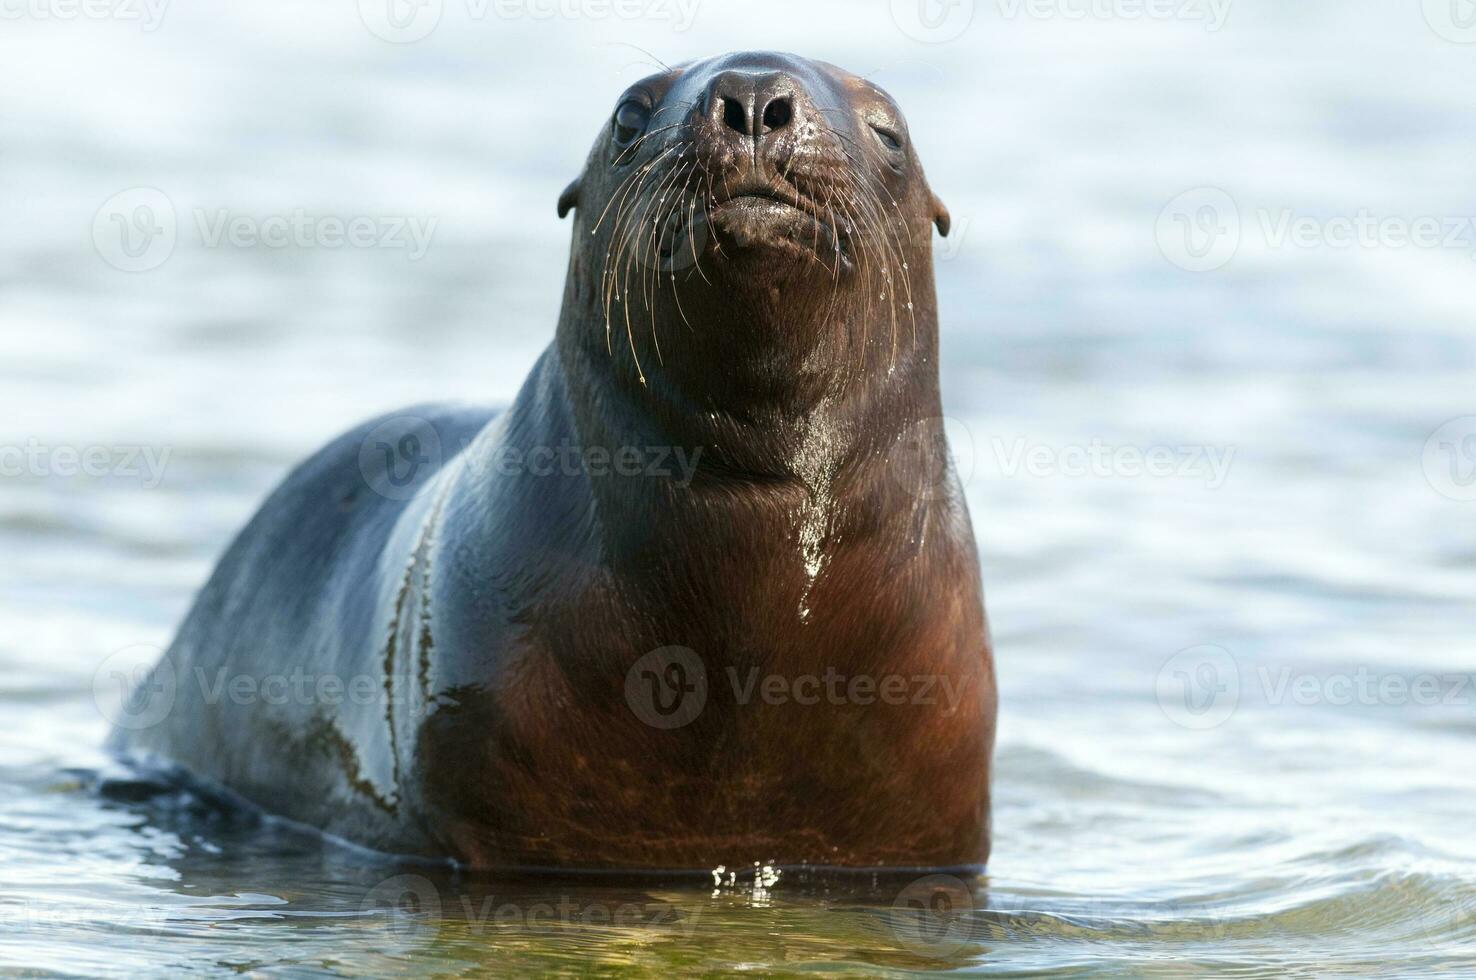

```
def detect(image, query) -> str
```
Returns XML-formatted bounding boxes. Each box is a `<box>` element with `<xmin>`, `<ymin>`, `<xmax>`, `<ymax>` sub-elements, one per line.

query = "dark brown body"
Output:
<box><xmin>111</xmin><ymin>52</ymin><xmax>996</xmax><ymax>872</ymax></box>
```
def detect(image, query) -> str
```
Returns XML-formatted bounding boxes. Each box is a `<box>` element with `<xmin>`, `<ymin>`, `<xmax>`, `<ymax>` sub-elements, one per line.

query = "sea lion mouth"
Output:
<box><xmin>718</xmin><ymin>193</ymin><xmax>807</xmax><ymax>217</ymax></box>
<box><xmin>707</xmin><ymin>180</ymin><xmax>849</xmax><ymax>265</ymax></box>
<box><xmin>709</xmin><ymin>179</ymin><xmax>809</xmax><ymax>214</ymax></box>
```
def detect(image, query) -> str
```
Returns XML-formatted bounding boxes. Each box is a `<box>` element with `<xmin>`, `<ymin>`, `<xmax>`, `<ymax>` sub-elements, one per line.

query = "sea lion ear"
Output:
<box><xmin>931</xmin><ymin>194</ymin><xmax>952</xmax><ymax>238</ymax></box>
<box><xmin>558</xmin><ymin>177</ymin><xmax>583</xmax><ymax>219</ymax></box>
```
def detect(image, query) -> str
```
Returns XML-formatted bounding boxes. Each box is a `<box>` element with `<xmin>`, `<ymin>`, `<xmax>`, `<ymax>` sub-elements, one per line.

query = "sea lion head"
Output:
<box><xmin>556</xmin><ymin>51</ymin><xmax>951</xmax><ymax>411</ymax></box>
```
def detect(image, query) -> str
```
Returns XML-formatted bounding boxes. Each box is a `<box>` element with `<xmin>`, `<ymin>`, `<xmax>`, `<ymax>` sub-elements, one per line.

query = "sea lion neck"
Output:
<box><xmin>553</xmin><ymin>281</ymin><xmax>944</xmax><ymax>484</ymax></box>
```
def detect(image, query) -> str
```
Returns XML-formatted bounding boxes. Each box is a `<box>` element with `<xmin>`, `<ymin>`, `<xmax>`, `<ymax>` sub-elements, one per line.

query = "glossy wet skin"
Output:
<box><xmin>112</xmin><ymin>52</ymin><xmax>995</xmax><ymax>874</ymax></box>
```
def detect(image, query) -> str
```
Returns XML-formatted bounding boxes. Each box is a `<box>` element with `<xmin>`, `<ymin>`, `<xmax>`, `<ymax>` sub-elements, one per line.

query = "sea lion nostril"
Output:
<box><xmin>762</xmin><ymin>97</ymin><xmax>792</xmax><ymax>132</ymax></box>
<box><xmin>721</xmin><ymin>97</ymin><xmax>749</xmax><ymax>135</ymax></box>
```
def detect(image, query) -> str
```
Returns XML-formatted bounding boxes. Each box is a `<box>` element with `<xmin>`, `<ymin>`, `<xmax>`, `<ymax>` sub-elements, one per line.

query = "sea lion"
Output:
<box><xmin>110</xmin><ymin>51</ymin><xmax>997</xmax><ymax>873</ymax></box>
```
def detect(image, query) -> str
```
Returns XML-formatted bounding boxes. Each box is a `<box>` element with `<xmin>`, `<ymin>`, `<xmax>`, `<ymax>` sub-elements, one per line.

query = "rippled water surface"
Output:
<box><xmin>3</xmin><ymin>2</ymin><xmax>1475</xmax><ymax>976</ymax></box>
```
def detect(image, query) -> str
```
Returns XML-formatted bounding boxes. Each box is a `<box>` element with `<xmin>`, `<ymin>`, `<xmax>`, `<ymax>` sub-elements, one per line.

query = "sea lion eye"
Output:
<box><xmin>613</xmin><ymin>100</ymin><xmax>651</xmax><ymax>147</ymax></box>
<box><xmin>871</xmin><ymin>125</ymin><xmax>904</xmax><ymax>152</ymax></box>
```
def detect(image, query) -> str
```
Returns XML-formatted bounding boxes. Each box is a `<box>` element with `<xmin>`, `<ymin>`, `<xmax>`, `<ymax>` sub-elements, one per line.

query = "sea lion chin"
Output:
<box><xmin>110</xmin><ymin>51</ymin><xmax>996</xmax><ymax>875</ymax></box>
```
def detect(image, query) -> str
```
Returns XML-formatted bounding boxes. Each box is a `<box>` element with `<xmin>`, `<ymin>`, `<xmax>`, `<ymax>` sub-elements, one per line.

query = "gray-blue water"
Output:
<box><xmin>2</xmin><ymin>1</ymin><xmax>1475</xmax><ymax>975</ymax></box>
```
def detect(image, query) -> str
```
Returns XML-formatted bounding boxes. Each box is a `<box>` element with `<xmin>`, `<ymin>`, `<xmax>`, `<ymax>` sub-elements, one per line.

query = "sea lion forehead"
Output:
<box><xmin>694</xmin><ymin>50</ymin><xmax>846</xmax><ymax>80</ymax></box>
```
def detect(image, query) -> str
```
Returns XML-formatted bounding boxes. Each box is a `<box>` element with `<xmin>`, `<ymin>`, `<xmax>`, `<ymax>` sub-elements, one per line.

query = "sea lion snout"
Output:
<box><xmin>700</xmin><ymin>69</ymin><xmax>802</xmax><ymax>144</ymax></box>
<box><xmin>652</xmin><ymin>56</ymin><xmax>874</xmax><ymax>264</ymax></box>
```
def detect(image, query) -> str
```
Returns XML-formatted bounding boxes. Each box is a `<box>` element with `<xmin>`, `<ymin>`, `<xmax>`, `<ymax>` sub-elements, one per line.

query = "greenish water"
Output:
<box><xmin>3</xmin><ymin>755</ymin><xmax>1474</xmax><ymax>976</ymax></box>
<box><xmin>4</xmin><ymin>1</ymin><xmax>1476</xmax><ymax>975</ymax></box>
